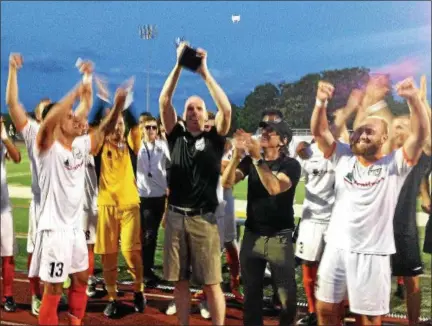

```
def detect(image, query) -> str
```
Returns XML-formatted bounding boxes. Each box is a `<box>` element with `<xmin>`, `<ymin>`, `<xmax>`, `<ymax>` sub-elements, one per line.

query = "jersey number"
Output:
<box><xmin>49</xmin><ymin>262</ymin><xmax>64</xmax><ymax>278</ymax></box>
<box><xmin>85</xmin><ymin>230</ymin><xmax>91</xmax><ymax>241</ymax></box>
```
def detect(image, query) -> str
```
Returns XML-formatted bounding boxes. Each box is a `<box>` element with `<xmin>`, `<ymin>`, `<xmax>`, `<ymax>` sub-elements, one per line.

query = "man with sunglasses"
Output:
<box><xmin>222</xmin><ymin>120</ymin><xmax>301</xmax><ymax>326</ymax></box>
<box><xmin>137</xmin><ymin>115</ymin><xmax>170</xmax><ymax>286</ymax></box>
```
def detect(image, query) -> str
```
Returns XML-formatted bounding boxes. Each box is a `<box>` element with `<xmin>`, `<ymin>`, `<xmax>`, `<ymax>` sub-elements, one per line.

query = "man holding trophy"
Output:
<box><xmin>159</xmin><ymin>38</ymin><xmax>232</xmax><ymax>326</ymax></box>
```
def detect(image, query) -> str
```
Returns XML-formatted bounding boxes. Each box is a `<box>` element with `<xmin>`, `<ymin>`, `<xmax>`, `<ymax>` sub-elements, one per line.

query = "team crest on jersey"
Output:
<box><xmin>368</xmin><ymin>166</ymin><xmax>382</xmax><ymax>177</ymax></box>
<box><xmin>195</xmin><ymin>138</ymin><xmax>205</xmax><ymax>151</ymax></box>
<box><xmin>344</xmin><ymin>172</ymin><xmax>354</xmax><ymax>184</ymax></box>
<box><xmin>72</xmin><ymin>148</ymin><xmax>83</xmax><ymax>160</ymax></box>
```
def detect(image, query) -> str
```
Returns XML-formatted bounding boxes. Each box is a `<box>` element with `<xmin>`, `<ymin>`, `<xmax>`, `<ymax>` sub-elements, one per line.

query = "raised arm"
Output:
<box><xmin>353</xmin><ymin>75</ymin><xmax>394</xmax><ymax>154</ymax></box>
<box><xmin>90</xmin><ymin>88</ymin><xmax>127</xmax><ymax>155</ymax></box>
<box><xmin>396</xmin><ymin>78</ymin><xmax>429</xmax><ymax>163</ymax></box>
<box><xmin>419</xmin><ymin>75</ymin><xmax>431</xmax><ymax>156</ymax></box>
<box><xmin>6</xmin><ymin>53</ymin><xmax>29</xmax><ymax>130</ymax></box>
<box><xmin>196</xmin><ymin>49</ymin><xmax>231</xmax><ymax>136</ymax></box>
<box><xmin>159</xmin><ymin>44</ymin><xmax>188</xmax><ymax>135</ymax></box>
<box><xmin>221</xmin><ymin>132</ymin><xmax>247</xmax><ymax>188</ymax></box>
<box><xmin>331</xmin><ymin>89</ymin><xmax>364</xmax><ymax>139</ymax></box>
<box><xmin>310</xmin><ymin>81</ymin><xmax>336</xmax><ymax>155</ymax></box>
<box><xmin>36</xmin><ymin>83</ymin><xmax>81</xmax><ymax>154</ymax></box>
<box><xmin>1</xmin><ymin>119</ymin><xmax>21</xmax><ymax>163</ymax></box>
<box><xmin>221</xmin><ymin>149</ymin><xmax>245</xmax><ymax>188</ymax></box>
<box><xmin>74</xmin><ymin>61</ymin><xmax>94</xmax><ymax>121</ymax></box>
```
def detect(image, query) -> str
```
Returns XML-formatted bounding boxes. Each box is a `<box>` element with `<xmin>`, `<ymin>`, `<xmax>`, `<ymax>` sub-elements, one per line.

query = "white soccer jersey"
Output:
<box><xmin>20</xmin><ymin>120</ymin><xmax>41</xmax><ymax>199</ymax></box>
<box><xmin>84</xmin><ymin>155</ymin><xmax>98</xmax><ymax>213</ymax></box>
<box><xmin>0</xmin><ymin>143</ymin><xmax>11</xmax><ymax>214</ymax></box>
<box><xmin>300</xmin><ymin>143</ymin><xmax>335</xmax><ymax>222</ymax></box>
<box><xmin>325</xmin><ymin>142</ymin><xmax>413</xmax><ymax>255</ymax></box>
<box><xmin>137</xmin><ymin>139</ymin><xmax>171</xmax><ymax>198</ymax></box>
<box><xmin>36</xmin><ymin>135</ymin><xmax>92</xmax><ymax>231</ymax></box>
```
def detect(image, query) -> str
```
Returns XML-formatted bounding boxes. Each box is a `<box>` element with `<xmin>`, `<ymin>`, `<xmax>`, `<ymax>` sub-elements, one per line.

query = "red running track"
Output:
<box><xmin>0</xmin><ymin>273</ymin><xmax>411</xmax><ymax>325</ymax></box>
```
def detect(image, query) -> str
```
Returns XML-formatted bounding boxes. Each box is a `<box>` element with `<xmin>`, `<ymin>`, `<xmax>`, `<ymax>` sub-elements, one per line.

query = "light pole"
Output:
<box><xmin>139</xmin><ymin>24</ymin><xmax>158</xmax><ymax>112</ymax></box>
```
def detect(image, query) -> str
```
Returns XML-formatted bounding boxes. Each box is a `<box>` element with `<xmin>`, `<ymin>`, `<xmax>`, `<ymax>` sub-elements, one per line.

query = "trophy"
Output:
<box><xmin>174</xmin><ymin>37</ymin><xmax>202</xmax><ymax>72</ymax></box>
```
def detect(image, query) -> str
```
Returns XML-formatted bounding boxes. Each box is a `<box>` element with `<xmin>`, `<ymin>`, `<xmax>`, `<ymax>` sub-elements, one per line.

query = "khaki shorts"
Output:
<box><xmin>163</xmin><ymin>209</ymin><xmax>222</xmax><ymax>286</ymax></box>
<box><xmin>94</xmin><ymin>205</ymin><xmax>141</xmax><ymax>254</ymax></box>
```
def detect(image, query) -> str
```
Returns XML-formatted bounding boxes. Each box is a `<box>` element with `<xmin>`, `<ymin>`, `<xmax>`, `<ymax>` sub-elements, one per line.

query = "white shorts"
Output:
<box><xmin>316</xmin><ymin>246</ymin><xmax>391</xmax><ymax>316</ymax></box>
<box><xmin>295</xmin><ymin>220</ymin><xmax>328</xmax><ymax>262</ymax></box>
<box><xmin>82</xmin><ymin>210</ymin><xmax>98</xmax><ymax>245</ymax></box>
<box><xmin>223</xmin><ymin>189</ymin><xmax>236</xmax><ymax>243</ymax></box>
<box><xmin>27</xmin><ymin>198</ymin><xmax>41</xmax><ymax>253</ymax></box>
<box><xmin>1</xmin><ymin>210</ymin><xmax>18</xmax><ymax>257</ymax></box>
<box><xmin>29</xmin><ymin>229</ymin><xmax>88</xmax><ymax>283</ymax></box>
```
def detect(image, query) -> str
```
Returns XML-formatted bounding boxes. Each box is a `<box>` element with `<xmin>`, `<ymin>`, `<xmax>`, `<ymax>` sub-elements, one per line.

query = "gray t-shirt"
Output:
<box><xmin>393</xmin><ymin>152</ymin><xmax>431</xmax><ymax>235</ymax></box>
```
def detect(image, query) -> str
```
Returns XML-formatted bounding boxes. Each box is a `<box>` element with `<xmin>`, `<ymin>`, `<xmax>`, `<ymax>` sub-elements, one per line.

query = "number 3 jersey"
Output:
<box><xmin>36</xmin><ymin>135</ymin><xmax>92</xmax><ymax>231</ymax></box>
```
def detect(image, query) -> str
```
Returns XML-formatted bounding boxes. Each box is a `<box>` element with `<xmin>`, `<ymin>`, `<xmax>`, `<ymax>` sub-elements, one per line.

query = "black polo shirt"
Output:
<box><xmin>167</xmin><ymin>122</ymin><xmax>225</xmax><ymax>210</ymax></box>
<box><xmin>238</xmin><ymin>155</ymin><xmax>301</xmax><ymax>236</ymax></box>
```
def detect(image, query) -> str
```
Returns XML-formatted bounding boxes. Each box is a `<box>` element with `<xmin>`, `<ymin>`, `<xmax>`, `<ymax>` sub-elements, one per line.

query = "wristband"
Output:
<box><xmin>315</xmin><ymin>98</ymin><xmax>328</xmax><ymax>108</ymax></box>
<box><xmin>366</xmin><ymin>100</ymin><xmax>387</xmax><ymax>114</ymax></box>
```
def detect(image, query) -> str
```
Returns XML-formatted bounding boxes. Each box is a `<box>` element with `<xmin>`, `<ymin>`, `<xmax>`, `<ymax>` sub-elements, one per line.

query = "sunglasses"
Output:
<box><xmin>145</xmin><ymin>125</ymin><xmax>157</xmax><ymax>130</ymax></box>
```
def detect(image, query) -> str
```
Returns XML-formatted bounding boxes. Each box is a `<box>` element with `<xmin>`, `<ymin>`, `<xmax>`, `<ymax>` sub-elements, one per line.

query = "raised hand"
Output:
<box><xmin>114</xmin><ymin>87</ymin><xmax>128</xmax><ymax>106</ymax></box>
<box><xmin>316</xmin><ymin>81</ymin><xmax>334</xmax><ymax>102</ymax></box>
<box><xmin>77</xmin><ymin>60</ymin><xmax>94</xmax><ymax>75</ymax></box>
<box><xmin>346</xmin><ymin>89</ymin><xmax>365</xmax><ymax>110</ymax></box>
<box><xmin>232</xmin><ymin>129</ymin><xmax>250</xmax><ymax>159</ymax></box>
<box><xmin>95</xmin><ymin>76</ymin><xmax>110</xmax><ymax>100</ymax></box>
<box><xmin>120</xmin><ymin>76</ymin><xmax>135</xmax><ymax>92</ymax></box>
<box><xmin>176</xmin><ymin>41</ymin><xmax>189</xmax><ymax>65</ymax></box>
<box><xmin>365</xmin><ymin>74</ymin><xmax>390</xmax><ymax>104</ymax></box>
<box><xmin>419</xmin><ymin>75</ymin><xmax>428</xmax><ymax>104</ymax></box>
<box><xmin>9</xmin><ymin>53</ymin><xmax>23</xmax><ymax>70</ymax></box>
<box><xmin>395</xmin><ymin>77</ymin><xmax>419</xmax><ymax>100</ymax></box>
<box><xmin>196</xmin><ymin>48</ymin><xmax>209</xmax><ymax>77</ymax></box>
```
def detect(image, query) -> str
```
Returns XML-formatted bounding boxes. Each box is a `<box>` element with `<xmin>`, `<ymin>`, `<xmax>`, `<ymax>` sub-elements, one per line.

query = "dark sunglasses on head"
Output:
<box><xmin>145</xmin><ymin>125</ymin><xmax>157</xmax><ymax>130</ymax></box>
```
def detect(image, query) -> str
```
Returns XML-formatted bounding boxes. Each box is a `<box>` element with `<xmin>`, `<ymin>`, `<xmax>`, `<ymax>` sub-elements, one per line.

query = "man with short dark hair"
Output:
<box><xmin>29</xmin><ymin>79</ymin><xmax>125</xmax><ymax>325</ymax></box>
<box><xmin>222</xmin><ymin>120</ymin><xmax>301</xmax><ymax>326</ymax></box>
<box><xmin>159</xmin><ymin>41</ymin><xmax>231</xmax><ymax>325</ymax></box>
<box><xmin>6</xmin><ymin>53</ymin><xmax>92</xmax><ymax>315</ymax></box>
<box><xmin>137</xmin><ymin>115</ymin><xmax>170</xmax><ymax>285</ymax></box>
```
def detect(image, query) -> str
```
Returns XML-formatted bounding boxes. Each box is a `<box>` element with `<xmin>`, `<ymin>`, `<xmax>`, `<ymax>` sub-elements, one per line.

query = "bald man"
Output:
<box><xmin>159</xmin><ymin>42</ymin><xmax>231</xmax><ymax>326</ymax></box>
<box><xmin>311</xmin><ymin>78</ymin><xmax>429</xmax><ymax>326</ymax></box>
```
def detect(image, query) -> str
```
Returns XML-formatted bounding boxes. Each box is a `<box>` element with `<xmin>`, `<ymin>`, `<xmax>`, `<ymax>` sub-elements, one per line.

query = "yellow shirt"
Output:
<box><xmin>97</xmin><ymin>137</ymin><xmax>140</xmax><ymax>207</ymax></box>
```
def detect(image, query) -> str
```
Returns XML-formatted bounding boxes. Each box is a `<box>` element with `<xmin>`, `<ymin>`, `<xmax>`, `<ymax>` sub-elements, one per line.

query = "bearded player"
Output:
<box><xmin>311</xmin><ymin>77</ymin><xmax>429</xmax><ymax>326</ymax></box>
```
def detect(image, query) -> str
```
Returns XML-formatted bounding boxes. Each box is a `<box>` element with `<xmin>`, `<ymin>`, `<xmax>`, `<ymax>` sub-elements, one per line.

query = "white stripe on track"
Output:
<box><xmin>0</xmin><ymin>321</ymin><xmax>30</xmax><ymax>326</ymax></box>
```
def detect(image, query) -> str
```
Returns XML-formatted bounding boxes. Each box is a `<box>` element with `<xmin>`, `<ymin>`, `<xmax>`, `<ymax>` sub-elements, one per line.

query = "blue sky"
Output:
<box><xmin>1</xmin><ymin>1</ymin><xmax>431</xmax><ymax>117</ymax></box>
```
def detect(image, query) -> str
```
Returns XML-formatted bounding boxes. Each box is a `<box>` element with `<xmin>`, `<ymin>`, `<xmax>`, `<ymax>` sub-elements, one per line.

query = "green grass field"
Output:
<box><xmin>4</xmin><ymin>143</ymin><xmax>431</xmax><ymax>317</ymax></box>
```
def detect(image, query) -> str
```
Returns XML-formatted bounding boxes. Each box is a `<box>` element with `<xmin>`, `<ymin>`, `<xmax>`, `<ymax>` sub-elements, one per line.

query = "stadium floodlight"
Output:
<box><xmin>138</xmin><ymin>24</ymin><xmax>158</xmax><ymax>112</ymax></box>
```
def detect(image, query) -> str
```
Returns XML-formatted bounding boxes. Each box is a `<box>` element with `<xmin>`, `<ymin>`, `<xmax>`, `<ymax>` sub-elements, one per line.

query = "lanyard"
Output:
<box><xmin>143</xmin><ymin>141</ymin><xmax>156</xmax><ymax>177</ymax></box>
